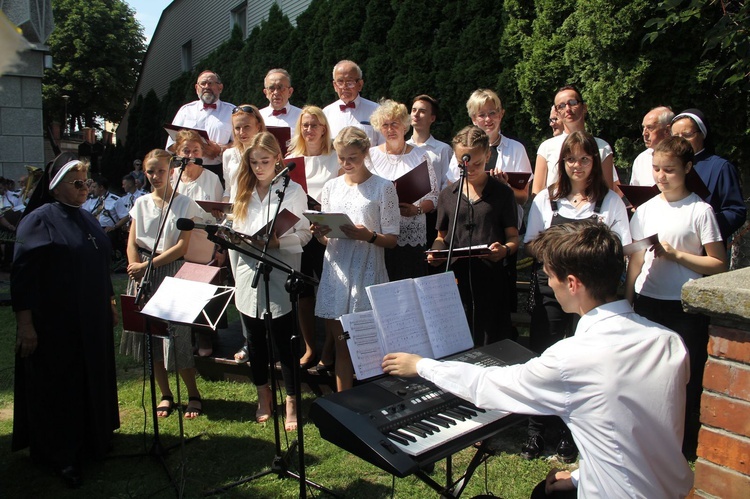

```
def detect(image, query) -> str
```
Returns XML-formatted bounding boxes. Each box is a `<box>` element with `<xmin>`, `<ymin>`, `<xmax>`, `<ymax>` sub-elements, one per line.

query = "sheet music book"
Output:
<box><xmin>196</xmin><ymin>200</ymin><xmax>233</xmax><ymax>213</ymax></box>
<box><xmin>267</xmin><ymin>126</ymin><xmax>291</xmax><ymax>157</ymax></box>
<box><xmin>623</xmin><ymin>233</ymin><xmax>659</xmax><ymax>256</ymax></box>
<box><xmin>393</xmin><ymin>160</ymin><xmax>431</xmax><ymax>204</ymax></box>
<box><xmin>140</xmin><ymin>276</ymin><xmax>235</xmax><ymax>330</ymax></box>
<box><xmin>685</xmin><ymin>167</ymin><xmax>711</xmax><ymax>200</ymax></box>
<box><xmin>505</xmin><ymin>172</ymin><xmax>532</xmax><ymax>190</ymax></box>
<box><xmin>251</xmin><ymin>208</ymin><xmax>300</xmax><ymax>239</ymax></box>
<box><xmin>342</xmin><ymin>272</ymin><xmax>474</xmax><ymax>380</ymax></box>
<box><xmin>618</xmin><ymin>184</ymin><xmax>660</xmax><ymax>209</ymax></box>
<box><xmin>425</xmin><ymin>244</ymin><xmax>492</xmax><ymax>260</ymax></box>
<box><xmin>164</xmin><ymin>123</ymin><xmax>210</xmax><ymax>142</ymax></box>
<box><xmin>303</xmin><ymin>211</ymin><xmax>355</xmax><ymax>238</ymax></box>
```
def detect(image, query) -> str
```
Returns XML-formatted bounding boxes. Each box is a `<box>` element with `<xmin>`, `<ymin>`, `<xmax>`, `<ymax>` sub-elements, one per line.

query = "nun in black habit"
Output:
<box><xmin>11</xmin><ymin>153</ymin><xmax>120</xmax><ymax>488</ymax></box>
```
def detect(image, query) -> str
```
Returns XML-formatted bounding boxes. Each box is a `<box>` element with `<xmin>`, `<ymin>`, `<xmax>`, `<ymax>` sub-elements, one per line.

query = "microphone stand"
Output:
<box><xmin>114</xmin><ymin>157</ymin><xmax>200</xmax><ymax>496</ymax></box>
<box><xmin>205</xmin><ymin>175</ymin><xmax>335</xmax><ymax>498</ymax></box>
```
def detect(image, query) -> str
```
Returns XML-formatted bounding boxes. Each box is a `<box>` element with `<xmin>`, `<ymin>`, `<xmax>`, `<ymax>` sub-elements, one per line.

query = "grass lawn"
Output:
<box><xmin>0</xmin><ymin>272</ymin><xmax>571</xmax><ymax>498</ymax></box>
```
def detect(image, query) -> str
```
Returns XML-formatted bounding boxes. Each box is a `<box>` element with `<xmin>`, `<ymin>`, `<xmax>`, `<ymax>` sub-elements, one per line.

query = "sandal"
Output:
<box><xmin>234</xmin><ymin>345</ymin><xmax>250</xmax><ymax>364</ymax></box>
<box><xmin>157</xmin><ymin>395</ymin><xmax>175</xmax><ymax>418</ymax></box>
<box><xmin>185</xmin><ymin>396</ymin><xmax>202</xmax><ymax>419</ymax></box>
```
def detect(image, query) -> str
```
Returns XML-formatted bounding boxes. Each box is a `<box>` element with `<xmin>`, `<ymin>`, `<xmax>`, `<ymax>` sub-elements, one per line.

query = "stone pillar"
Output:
<box><xmin>682</xmin><ymin>268</ymin><xmax>750</xmax><ymax>498</ymax></box>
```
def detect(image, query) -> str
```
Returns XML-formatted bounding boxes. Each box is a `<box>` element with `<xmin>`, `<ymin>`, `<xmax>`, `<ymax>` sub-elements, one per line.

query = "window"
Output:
<box><xmin>181</xmin><ymin>40</ymin><xmax>192</xmax><ymax>73</ymax></box>
<box><xmin>231</xmin><ymin>2</ymin><xmax>247</xmax><ymax>38</ymax></box>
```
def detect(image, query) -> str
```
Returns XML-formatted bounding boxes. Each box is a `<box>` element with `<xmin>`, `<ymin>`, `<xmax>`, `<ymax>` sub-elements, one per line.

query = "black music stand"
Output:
<box><xmin>202</xmin><ymin>198</ymin><xmax>336</xmax><ymax>498</ymax></box>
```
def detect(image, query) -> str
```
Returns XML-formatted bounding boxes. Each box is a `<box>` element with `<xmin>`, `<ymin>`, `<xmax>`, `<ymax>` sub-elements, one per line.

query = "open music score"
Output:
<box><xmin>341</xmin><ymin>272</ymin><xmax>474</xmax><ymax>380</ymax></box>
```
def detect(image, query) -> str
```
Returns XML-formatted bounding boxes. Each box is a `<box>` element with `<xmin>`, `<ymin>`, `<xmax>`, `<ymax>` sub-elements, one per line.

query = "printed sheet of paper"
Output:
<box><xmin>340</xmin><ymin>310</ymin><xmax>385</xmax><ymax>380</ymax></box>
<box><xmin>366</xmin><ymin>280</ymin><xmax>434</xmax><ymax>359</ymax></box>
<box><xmin>141</xmin><ymin>276</ymin><xmax>217</xmax><ymax>325</ymax></box>
<box><xmin>413</xmin><ymin>272</ymin><xmax>474</xmax><ymax>358</ymax></box>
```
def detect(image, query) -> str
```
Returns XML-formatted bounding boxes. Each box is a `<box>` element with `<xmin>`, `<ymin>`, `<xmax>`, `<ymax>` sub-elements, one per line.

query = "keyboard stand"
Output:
<box><xmin>412</xmin><ymin>440</ymin><xmax>494</xmax><ymax>498</ymax></box>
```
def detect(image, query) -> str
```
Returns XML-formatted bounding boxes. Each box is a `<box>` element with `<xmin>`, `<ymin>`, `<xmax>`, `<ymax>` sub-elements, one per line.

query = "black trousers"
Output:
<box><xmin>241</xmin><ymin>312</ymin><xmax>298</xmax><ymax>396</ymax></box>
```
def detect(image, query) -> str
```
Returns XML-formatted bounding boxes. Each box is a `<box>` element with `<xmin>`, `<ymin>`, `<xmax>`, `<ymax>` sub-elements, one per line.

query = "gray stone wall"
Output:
<box><xmin>0</xmin><ymin>49</ymin><xmax>46</xmax><ymax>182</ymax></box>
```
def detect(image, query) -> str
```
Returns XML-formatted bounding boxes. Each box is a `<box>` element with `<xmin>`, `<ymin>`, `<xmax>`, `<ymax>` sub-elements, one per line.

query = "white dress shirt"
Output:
<box><xmin>260</xmin><ymin>104</ymin><xmax>303</xmax><ymax>134</ymax></box>
<box><xmin>407</xmin><ymin>134</ymin><xmax>454</xmax><ymax>191</ymax></box>
<box><xmin>323</xmin><ymin>95</ymin><xmax>382</xmax><ymax>146</ymax></box>
<box><xmin>167</xmin><ymin>99</ymin><xmax>235</xmax><ymax>164</ymax></box>
<box><xmin>630</xmin><ymin>148</ymin><xmax>654</xmax><ymax>186</ymax></box>
<box><xmin>229</xmin><ymin>181</ymin><xmax>311</xmax><ymax>318</ymax></box>
<box><xmin>416</xmin><ymin>300</ymin><xmax>694</xmax><ymax>498</ymax></box>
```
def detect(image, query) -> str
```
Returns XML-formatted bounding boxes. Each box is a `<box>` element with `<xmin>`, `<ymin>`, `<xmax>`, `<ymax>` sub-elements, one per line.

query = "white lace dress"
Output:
<box><xmin>367</xmin><ymin>145</ymin><xmax>438</xmax><ymax>246</ymax></box>
<box><xmin>314</xmin><ymin>174</ymin><xmax>400</xmax><ymax>319</ymax></box>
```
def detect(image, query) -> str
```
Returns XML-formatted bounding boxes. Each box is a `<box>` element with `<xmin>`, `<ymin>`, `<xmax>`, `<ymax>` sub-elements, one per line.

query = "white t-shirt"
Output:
<box><xmin>130</xmin><ymin>193</ymin><xmax>207</xmax><ymax>253</ymax></box>
<box><xmin>630</xmin><ymin>148</ymin><xmax>654</xmax><ymax>186</ymax></box>
<box><xmin>630</xmin><ymin>192</ymin><xmax>722</xmax><ymax>300</ymax></box>
<box><xmin>302</xmin><ymin>151</ymin><xmax>340</xmax><ymax>202</ymax></box>
<box><xmin>173</xmin><ymin>168</ymin><xmax>224</xmax><ymax>202</ymax></box>
<box><xmin>525</xmin><ymin>188</ymin><xmax>632</xmax><ymax>245</ymax></box>
<box><xmin>536</xmin><ymin>133</ymin><xmax>614</xmax><ymax>188</ymax></box>
<box><xmin>222</xmin><ymin>147</ymin><xmax>242</xmax><ymax>201</ymax></box>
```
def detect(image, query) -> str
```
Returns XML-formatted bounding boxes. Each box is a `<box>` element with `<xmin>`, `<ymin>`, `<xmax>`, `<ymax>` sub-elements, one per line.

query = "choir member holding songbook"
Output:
<box><xmin>428</xmin><ymin>126</ymin><xmax>519</xmax><ymax>347</ymax></box>
<box><xmin>367</xmin><ymin>99</ymin><xmax>438</xmax><ymax>281</ymax></box>
<box><xmin>222</xmin><ymin>104</ymin><xmax>265</xmax><ymax>202</ymax></box>
<box><xmin>625</xmin><ymin>136</ymin><xmax>727</xmax><ymax>456</ymax></box>
<box><xmin>522</xmin><ymin>131</ymin><xmax>630</xmax><ymax>463</ymax></box>
<box><xmin>230</xmin><ymin>132</ymin><xmax>311</xmax><ymax>430</ymax></box>
<box><xmin>311</xmin><ymin>127</ymin><xmax>400</xmax><ymax>391</ymax></box>
<box><xmin>286</xmin><ymin>105</ymin><xmax>341</xmax><ymax>370</ymax></box>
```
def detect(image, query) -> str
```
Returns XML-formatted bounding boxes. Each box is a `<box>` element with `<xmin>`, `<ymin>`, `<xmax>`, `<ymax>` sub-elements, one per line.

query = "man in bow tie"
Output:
<box><xmin>167</xmin><ymin>70</ymin><xmax>235</xmax><ymax>183</ymax></box>
<box><xmin>259</xmin><ymin>68</ymin><xmax>302</xmax><ymax>133</ymax></box>
<box><xmin>323</xmin><ymin>60</ymin><xmax>382</xmax><ymax>145</ymax></box>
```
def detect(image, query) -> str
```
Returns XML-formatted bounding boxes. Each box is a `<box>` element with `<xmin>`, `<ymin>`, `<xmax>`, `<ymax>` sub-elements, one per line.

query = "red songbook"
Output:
<box><xmin>394</xmin><ymin>160</ymin><xmax>431</xmax><ymax>204</ymax></box>
<box><xmin>251</xmin><ymin>209</ymin><xmax>300</xmax><ymax>240</ymax></box>
<box><xmin>618</xmin><ymin>184</ymin><xmax>660</xmax><ymax>209</ymax></box>
<box><xmin>505</xmin><ymin>172</ymin><xmax>532</xmax><ymax>190</ymax></box>
<box><xmin>267</xmin><ymin>126</ymin><xmax>291</xmax><ymax>157</ymax></box>
<box><xmin>286</xmin><ymin>156</ymin><xmax>307</xmax><ymax>192</ymax></box>
<box><xmin>174</xmin><ymin>262</ymin><xmax>222</xmax><ymax>284</ymax></box>
<box><xmin>164</xmin><ymin>123</ymin><xmax>210</xmax><ymax>142</ymax></box>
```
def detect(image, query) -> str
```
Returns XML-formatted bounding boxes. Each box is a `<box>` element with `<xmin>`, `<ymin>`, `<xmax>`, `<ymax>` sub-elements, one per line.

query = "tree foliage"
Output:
<box><xmin>123</xmin><ymin>0</ymin><xmax>750</xmax><ymax>185</ymax></box>
<box><xmin>44</xmin><ymin>0</ymin><xmax>145</xmax><ymax>129</ymax></box>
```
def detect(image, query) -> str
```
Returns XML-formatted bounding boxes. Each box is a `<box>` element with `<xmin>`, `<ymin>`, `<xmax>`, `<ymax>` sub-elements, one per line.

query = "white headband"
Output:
<box><xmin>49</xmin><ymin>160</ymin><xmax>81</xmax><ymax>190</ymax></box>
<box><xmin>673</xmin><ymin>112</ymin><xmax>707</xmax><ymax>139</ymax></box>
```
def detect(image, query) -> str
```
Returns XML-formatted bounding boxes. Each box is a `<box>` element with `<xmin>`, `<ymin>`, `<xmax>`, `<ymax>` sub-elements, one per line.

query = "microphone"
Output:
<box><xmin>270</xmin><ymin>161</ymin><xmax>297</xmax><ymax>186</ymax></box>
<box><xmin>176</xmin><ymin>218</ymin><xmax>218</xmax><ymax>233</ymax></box>
<box><xmin>459</xmin><ymin>154</ymin><xmax>470</xmax><ymax>169</ymax></box>
<box><xmin>171</xmin><ymin>156</ymin><xmax>204</xmax><ymax>167</ymax></box>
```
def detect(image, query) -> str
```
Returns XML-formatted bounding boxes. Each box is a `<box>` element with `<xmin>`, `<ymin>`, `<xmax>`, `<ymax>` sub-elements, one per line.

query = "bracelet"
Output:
<box><xmin>368</xmin><ymin>231</ymin><xmax>378</xmax><ymax>243</ymax></box>
<box><xmin>416</xmin><ymin>205</ymin><xmax>423</xmax><ymax>216</ymax></box>
<box><xmin>502</xmin><ymin>244</ymin><xmax>510</xmax><ymax>257</ymax></box>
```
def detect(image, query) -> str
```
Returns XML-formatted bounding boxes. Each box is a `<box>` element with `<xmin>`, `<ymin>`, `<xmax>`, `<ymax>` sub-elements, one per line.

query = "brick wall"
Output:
<box><xmin>683</xmin><ymin>269</ymin><xmax>750</xmax><ymax>498</ymax></box>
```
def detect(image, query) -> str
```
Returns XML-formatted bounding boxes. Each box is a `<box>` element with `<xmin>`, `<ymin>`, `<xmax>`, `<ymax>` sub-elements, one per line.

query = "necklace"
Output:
<box><xmin>385</xmin><ymin>141</ymin><xmax>407</xmax><ymax>165</ymax></box>
<box><xmin>569</xmin><ymin>193</ymin><xmax>588</xmax><ymax>205</ymax></box>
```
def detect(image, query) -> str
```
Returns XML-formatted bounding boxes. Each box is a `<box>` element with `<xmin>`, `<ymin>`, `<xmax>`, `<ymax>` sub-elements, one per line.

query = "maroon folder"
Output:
<box><xmin>505</xmin><ymin>172</ymin><xmax>532</xmax><ymax>190</ymax></box>
<box><xmin>394</xmin><ymin>160</ymin><xmax>431</xmax><ymax>204</ymax></box>
<box><xmin>267</xmin><ymin>126</ymin><xmax>292</xmax><ymax>157</ymax></box>
<box><xmin>251</xmin><ymin>209</ymin><xmax>300</xmax><ymax>240</ymax></box>
<box><xmin>618</xmin><ymin>184</ymin><xmax>660</xmax><ymax>210</ymax></box>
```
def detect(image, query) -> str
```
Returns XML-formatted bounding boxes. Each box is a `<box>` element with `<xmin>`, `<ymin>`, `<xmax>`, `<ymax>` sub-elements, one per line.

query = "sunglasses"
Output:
<box><xmin>232</xmin><ymin>105</ymin><xmax>257</xmax><ymax>115</ymax></box>
<box><xmin>63</xmin><ymin>179</ymin><xmax>88</xmax><ymax>189</ymax></box>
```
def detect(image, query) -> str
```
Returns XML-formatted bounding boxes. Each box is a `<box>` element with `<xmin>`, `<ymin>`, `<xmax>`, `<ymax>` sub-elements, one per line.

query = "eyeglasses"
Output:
<box><xmin>333</xmin><ymin>79</ymin><xmax>361</xmax><ymax>89</ymax></box>
<box><xmin>197</xmin><ymin>80</ymin><xmax>220</xmax><ymax>87</ymax></box>
<box><xmin>672</xmin><ymin>130</ymin><xmax>700</xmax><ymax>139</ymax></box>
<box><xmin>380</xmin><ymin>121</ymin><xmax>403</xmax><ymax>130</ymax></box>
<box><xmin>62</xmin><ymin>179</ymin><xmax>88</xmax><ymax>189</ymax></box>
<box><xmin>641</xmin><ymin>124</ymin><xmax>665</xmax><ymax>132</ymax></box>
<box><xmin>564</xmin><ymin>156</ymin><xmax>593</xmax><ymax>167</ymax></box>
<box><xmin>549</xmin><ymin>117</ymin><xmax>559</xmax><ymax>124</ymax></box>
<box><xmin>556</xmin><ymin>99</ymin><xmax>583</xmax><ymax>111</ymax></box>
<box><xmin>475</xmin><ymin>110</ymin><xmax>500</xmax><ymax>121</ymax></box>
<box><xmin>301</xmin><ymin>123</ymin><xmax>321</xmax><ymax>130</ymax></box>
<box><xmin>265</xmin><ymin>85</ymin><xmax>288</xmax><ymax>93</ymax></box>
<box><xmin>232</xmin><ymin>105</ymin><xmax>257</xmax><ymax>115</ymax></box>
